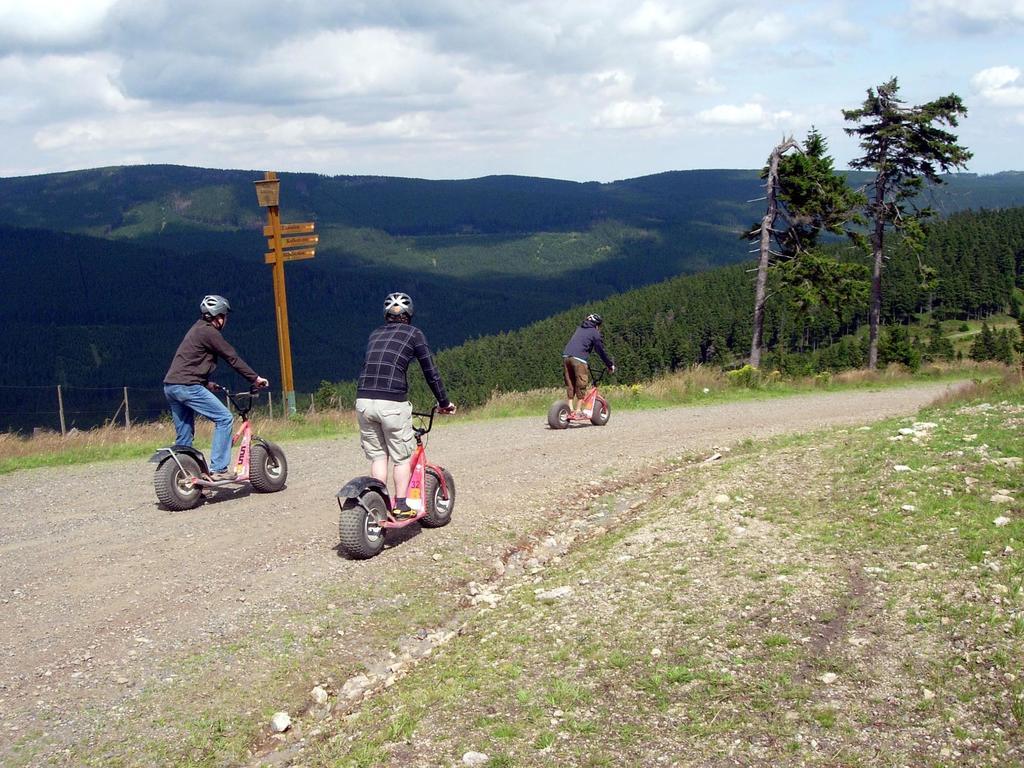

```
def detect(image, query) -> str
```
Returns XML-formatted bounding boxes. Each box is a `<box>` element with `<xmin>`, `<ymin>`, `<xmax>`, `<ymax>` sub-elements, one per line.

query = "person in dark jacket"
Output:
<box><xmin>163</xmin><ymin>295</ymin><xmax>267</xmax><ymax>480</ymax></box>
<box><xmin>562</xmin><ymin>313</ymin><xmax>615</xmax><ymax>415</ymax></box>
<box><xmin>355</xmin><ymin>292</ymin><xmax>456</xmax><ymax>518</ymax></box>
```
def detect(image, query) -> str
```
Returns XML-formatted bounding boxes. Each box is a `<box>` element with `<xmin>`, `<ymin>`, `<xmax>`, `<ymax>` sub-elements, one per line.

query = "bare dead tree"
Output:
<box><xmin>749</xmin><ymin>137</ymin><xmax>798</xmax><ymax>368</ymax></box>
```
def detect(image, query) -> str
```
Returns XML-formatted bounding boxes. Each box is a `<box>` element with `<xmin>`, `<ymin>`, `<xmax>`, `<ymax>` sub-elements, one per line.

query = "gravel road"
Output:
<box><xmin>0</xmin><ymin>383</ymin><xmax>964</xmax><ymax>760</ymax></box>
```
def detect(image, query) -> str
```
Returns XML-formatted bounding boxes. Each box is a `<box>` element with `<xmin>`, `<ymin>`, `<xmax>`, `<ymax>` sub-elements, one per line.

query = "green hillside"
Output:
<box><xmin>309</xmin><ymin>206</ymin><xmax>1024</xmax><ymax>409</ymax></box>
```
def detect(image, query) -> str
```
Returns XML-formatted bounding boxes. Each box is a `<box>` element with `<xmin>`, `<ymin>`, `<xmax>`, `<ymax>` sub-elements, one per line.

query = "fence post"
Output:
<box><xmin>268</xmin><ymin>390</ymin><xmax>273</xmax><ymax>420</ymax></box>
<box><xmin>57</xmin><ymin>385</ymin><xmax>67</xmax><ymax>436</ymax></box>
<box><xmin>124</xmin><ymin>386</ymin><xmax>131</xmax><ymax>429</ymax></box>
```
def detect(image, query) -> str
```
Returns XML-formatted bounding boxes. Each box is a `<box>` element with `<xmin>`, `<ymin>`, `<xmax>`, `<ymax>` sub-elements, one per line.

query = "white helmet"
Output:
<box><xmin>200</xmin><ymin>295</ymin><xmax>231</xmax><ymax>318</ymax></box>
<box><xmin>383</xmin><ymin>292</ymin><xmax>414</xmax><ymax>320</ymax></box>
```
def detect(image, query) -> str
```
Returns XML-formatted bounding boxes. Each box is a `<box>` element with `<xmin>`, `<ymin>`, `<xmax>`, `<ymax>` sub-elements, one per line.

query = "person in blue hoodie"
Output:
<box><xmin>562</xmin><ymin>313</ymin><xmax>615</xmax><ymax>415</ymax></box>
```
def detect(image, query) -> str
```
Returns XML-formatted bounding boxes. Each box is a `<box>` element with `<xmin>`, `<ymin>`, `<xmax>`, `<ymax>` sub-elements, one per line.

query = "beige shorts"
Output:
<box><xmin>355</xmin><ymin>398</ymin><xmax>414</xmax><ymax>464</ymax></box>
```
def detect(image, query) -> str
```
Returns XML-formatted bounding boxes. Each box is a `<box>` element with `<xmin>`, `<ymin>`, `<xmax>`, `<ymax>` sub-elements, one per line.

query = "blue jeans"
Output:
<box><xmin>164</xmin><ymin>384</ymin><xmax>235</xmax><ymax>472</ymax></box>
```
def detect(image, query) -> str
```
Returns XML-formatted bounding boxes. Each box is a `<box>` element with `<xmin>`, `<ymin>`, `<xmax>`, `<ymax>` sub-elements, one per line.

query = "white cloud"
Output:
<box><xmin>256</xmin><ymin>28</ymin><xmax>459</xmax><ymax>100</ymax></box>
<box><xmin>711</xmin><ymin>8</ymin><xmax>790</xmax><ymax>48</ymax></box>
<box><xmin>0</xmin><ymin>0</ymin><xmax>117</xmax><ymax>47</ymax></box>
<box><xmin>583</xmin><ymin>69</ymin><xmax>635</xmax><ymax>98</ymax></box>
<box><xmin>0</xmin><ymin>53</ymin><xmax>136</xmax><ymax>124</ymax></box>
<box><xmin>972</xmin><ymin>65</ymin><xmax>1024</xmax><ymax>106</ymax></box>
<box><xmin>593</xmin><ymin>98</ymin><xmax>665</xmax><ymax>129</ymax></box>
<box><xmin>110</xmin><ymin>26</ymin><xmax>464</xmax><ymax>110</ymax></box>
<box><xmin>910</xmin><ymin>0</ymin><xmax>1024</xmax><ymax>32</ymax></box>
<box><xmin>658</xmin><ymin>35</ymin><xmax>712</xmax><ymax>69</ymax></box>
<box><xmin>32</xmin><ymin>109</ymin><xmax>445</xmax><ymax>158</ymax></box>
<box><xmin>696</xmin><ymin>102</ymin><xmax>794</xmax><ymax>128</ymax></box>
<box><xmin>621</xmin><ymin>1</ymin><xmax>683</xmax><ymax>36</ymax></box>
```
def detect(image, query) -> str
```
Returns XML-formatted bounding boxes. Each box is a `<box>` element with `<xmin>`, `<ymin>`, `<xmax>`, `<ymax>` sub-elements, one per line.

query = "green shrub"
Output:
<box><xmin>726</xmin><ymin>364</ymin><xmax>762</xmax><ymax>388</ymax></box>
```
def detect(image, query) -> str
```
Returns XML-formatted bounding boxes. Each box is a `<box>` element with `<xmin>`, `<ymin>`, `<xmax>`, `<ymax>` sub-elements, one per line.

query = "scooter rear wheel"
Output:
<box><xmin>422</xmin><ymin>468</ymin><xmax>455</xmax><ymax>528</ymax></box>
<box><xmin>339</xmin><ymin>490</ymin><xmax>388</xmax><ymax>559</ymax></box>
<box><xmin>154</xmin><ymin>454</ymin><xmax>203</xmax><ymax>511</ymax></box>
<box><xmin>547</xmin><ymin>400</ymin><xmax>571</xmax><ymax>429</ymax></box>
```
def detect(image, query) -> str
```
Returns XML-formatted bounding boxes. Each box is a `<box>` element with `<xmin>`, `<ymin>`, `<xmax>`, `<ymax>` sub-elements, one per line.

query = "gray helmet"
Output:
<box><xmin>383</xmin><ymin>292</ymin><xmax>414</xmax><ymax>320</ymax></box>
<box><xmin>200</xmin><ymin>295</ymin><xmax>231</xmax><ymax>318</ymax></box>
<box><xmin>586</xmin><ymin>313</ymin><xmax>603</xmax><ymax>326</ymax></box>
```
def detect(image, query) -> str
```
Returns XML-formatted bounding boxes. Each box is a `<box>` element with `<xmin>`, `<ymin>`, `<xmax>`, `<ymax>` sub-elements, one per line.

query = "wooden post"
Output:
<box><xmin>255</xmin><ymin>171</ymin><xmax>316</xmax><ymax>417</ymax></box>
<box><xmin>123</xmin><ymin>386</ymin><xmax>131</xmax><ymax>429</ymax></box>
<box><xmin>57</xmin><ymin>385</ymin><xmax>67</xmax><ymax>436</ymax></box>
<box><xmin>267</xmin><ymin>200</ymin><xmax>296</xmax><ymax>415</ymax></box>
<box><xmin>268</xmin><ymin>389</ymin><xmax>273</xmax><ymax>420</ymax></box>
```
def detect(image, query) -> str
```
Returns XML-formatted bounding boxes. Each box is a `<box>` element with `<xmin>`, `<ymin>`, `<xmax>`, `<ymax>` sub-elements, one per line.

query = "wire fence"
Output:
<box><xmin>0</xmin><ymin>384</ymin><xmax>315</xmax><ymax>436</ymax></box>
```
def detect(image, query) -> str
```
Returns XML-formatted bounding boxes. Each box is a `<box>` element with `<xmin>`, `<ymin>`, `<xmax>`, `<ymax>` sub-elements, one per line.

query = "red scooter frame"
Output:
<box><xmin>150</xmin><ymin>386</ymin><xmax>288</xmax><ymax>510</ymax></box>
<box><xmin>336</xmin><ymin>406</ymin><xmax>456</xmax><ymax>559</ymax></box>
<box><xmin>548</xmin><ymin>365</ymin><xmax>612</xmax><ymax>429</ymax></box>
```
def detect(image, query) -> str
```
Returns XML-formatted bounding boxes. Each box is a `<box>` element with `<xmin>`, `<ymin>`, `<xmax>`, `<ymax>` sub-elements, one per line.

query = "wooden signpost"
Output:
<box><xmin>254</xmin><ymin>171</ymin><xmax>317</xmax><ymax>416</ymax></box>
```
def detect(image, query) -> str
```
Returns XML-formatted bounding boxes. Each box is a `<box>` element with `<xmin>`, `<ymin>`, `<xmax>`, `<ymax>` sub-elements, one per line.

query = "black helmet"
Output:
<box><xmin>383</xmin><ymin>292</ymin><xmax>414</xmax><ymax>320</ymax></box>
<box><xmin>586</xmin><ymin>313</ymin><xmax>603</xmax><ymax>326</ymax></box>
<box><xmin>200</xmin><ymin>295</ymin><xmax>231</xmax><ymax>318</ymax></box>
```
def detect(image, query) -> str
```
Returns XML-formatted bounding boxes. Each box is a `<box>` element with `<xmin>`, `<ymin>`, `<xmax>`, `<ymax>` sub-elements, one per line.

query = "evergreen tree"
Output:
<box><xmin>994</xmin><ymin>328</ymin><xmax>1016</xmax><ymax>365</ymax></box>
<box><xmin>746</xmin><ymin>129</ymin><xmax>865</xmax><ymax>367</ymax></box>
<box><xmin>843</xmin><ymin>77</ymin><xmax>971</xmax><ymax>369</ymax></box>
<box><xmin>969</xmin><ymin>322</ymin><xmax>996</xmax><ymax>361</ymax></box>
<box><xmin>878</xmin><ymin>324</ymin><xmax>921</xmax><ymax>370</ymax></box>
<box><xmin>924</xmin><ymin>322</ymin><xmax>955</xmax><ymax>361</ymax></box>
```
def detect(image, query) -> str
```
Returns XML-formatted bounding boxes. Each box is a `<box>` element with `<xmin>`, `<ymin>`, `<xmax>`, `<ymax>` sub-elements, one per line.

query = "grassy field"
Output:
<box><xmin>944</xmin><ymin>315</ymin><xmax>1020</xmax><ymax>355</ymax></box>
<box><xmin>290</xmin><ymin>377</ymin><xmax>1024</xmax><ymax>767</ymax></box>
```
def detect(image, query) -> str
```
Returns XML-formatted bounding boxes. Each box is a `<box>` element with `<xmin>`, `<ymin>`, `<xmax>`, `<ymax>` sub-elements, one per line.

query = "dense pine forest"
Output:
<box><xmin>315</xmin><ymin>207</ymin><xmax>1024</xmax><ymax>409</ymax></box>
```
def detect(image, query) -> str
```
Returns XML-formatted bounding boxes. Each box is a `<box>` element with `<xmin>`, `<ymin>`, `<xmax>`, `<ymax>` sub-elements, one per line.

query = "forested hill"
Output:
<box><xmin>310</xmin><ymin>206</ymin><xmax>1024</xmax><ymax>409</ymax></box>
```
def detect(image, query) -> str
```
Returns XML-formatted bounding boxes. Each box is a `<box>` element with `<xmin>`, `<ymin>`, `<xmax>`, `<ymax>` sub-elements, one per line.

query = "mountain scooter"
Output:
<box><xmin>336</xmin><ymin>406</ymin><xmax>455</xmax><ymax>559</ymax></box>
<box><xmin>547</xmin><ymin>365</ymin><xmax>611</xmax><ymax>429</ymax></box>
<box><xmin>150</xmin><ymin>385</ymin><xmax>288</xmax><ymax>510</ymax></box>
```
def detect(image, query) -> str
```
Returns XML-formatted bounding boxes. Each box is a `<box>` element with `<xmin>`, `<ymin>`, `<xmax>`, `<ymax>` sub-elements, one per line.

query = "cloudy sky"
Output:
<box><xmin>0</xmin><ymin>0</ymin><xmax>1021</xmax><ymax>181</ymax></box>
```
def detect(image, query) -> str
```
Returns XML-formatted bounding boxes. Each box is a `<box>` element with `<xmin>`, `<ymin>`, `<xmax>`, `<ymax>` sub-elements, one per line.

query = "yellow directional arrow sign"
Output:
<box><xmin>264</xmin><ymin>248</ymin><xmax>316</xmax><ymax>264</ymax></box>
<box><xmin>266</xmin><ymin>234</ymin><xmax>319</xmax><ymax>250</ymax></box>
<box><xmin>263</xmin><ymin>221</ymin><xmax>315</xmax><ymax>236</ymax></box>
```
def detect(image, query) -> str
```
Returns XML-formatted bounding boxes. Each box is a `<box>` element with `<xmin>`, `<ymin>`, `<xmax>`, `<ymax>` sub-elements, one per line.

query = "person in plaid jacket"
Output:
<box><xmin>354</xmin><ymin>292</ymin><xmax>456</xmax><ymax>517</ymax></box>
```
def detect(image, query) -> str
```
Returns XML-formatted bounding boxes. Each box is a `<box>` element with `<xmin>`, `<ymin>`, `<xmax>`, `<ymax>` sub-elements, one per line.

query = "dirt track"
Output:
<box><xmin>0</xmin><ymin>383</ymin><xmax>965</xmax><ymax>760</ymax></box>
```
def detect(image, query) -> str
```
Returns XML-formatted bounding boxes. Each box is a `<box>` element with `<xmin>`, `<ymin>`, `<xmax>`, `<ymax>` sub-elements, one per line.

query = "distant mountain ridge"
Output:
<box><xmin>2</xmin><ymin>165</ymin><xmax>1022</xmax><ymax>238</ymax></box>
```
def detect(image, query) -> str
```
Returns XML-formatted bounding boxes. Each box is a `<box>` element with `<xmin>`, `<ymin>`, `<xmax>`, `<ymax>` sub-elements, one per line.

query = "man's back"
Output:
<box><xmin>357</xmin><ymin>322</ymin><xmax>448</xmax><ymax>406</ymax></box>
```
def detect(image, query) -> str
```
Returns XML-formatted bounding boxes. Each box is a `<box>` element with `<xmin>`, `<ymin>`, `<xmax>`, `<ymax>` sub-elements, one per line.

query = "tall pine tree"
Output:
<box><xmin>843</xmin><ymin>77</ymin><xmax>971</xmax><ymax>369</ymax></box>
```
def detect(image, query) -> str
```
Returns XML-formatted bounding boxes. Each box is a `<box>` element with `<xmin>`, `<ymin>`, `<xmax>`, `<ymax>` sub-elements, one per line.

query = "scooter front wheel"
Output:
<box><xmin>250</xmin><ymin>443</ymin><xmax>288</xmax><ymax>493</ymax></box>
<box><xmin>154</xmin><ymin>454</ymin><xmax>203</xmax><ymax>511</ymax></box>
<box><xmin>422</xmin><ymin>468</ymin><xmax>455</xmax><ymax>528</ymax></box>
<box><xmin>339</xmin><ymin>490</ymin><xmax>388</xmax><ymax>559</ymax></box>
<box><xmin>590</xmin><ymin>397</ymin><xmax>611</xmax><ymax>426</ymax></box>
<box><xmin>547</xmin><ymin>400</ymin><xmax>571</xmax><ymax>429</ymax></box>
